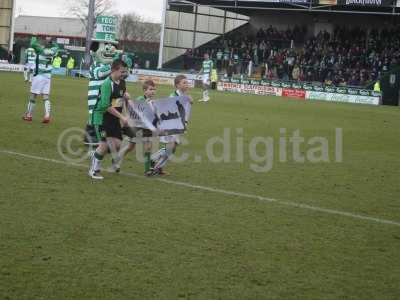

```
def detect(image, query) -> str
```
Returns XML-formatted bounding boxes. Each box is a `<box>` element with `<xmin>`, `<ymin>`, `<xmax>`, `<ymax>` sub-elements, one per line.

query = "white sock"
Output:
<box><xmin>114</xmin><ymin>146</ymin><xmax>127</xmax><ymax>164</ymax></box>
<box><xmin>154</xmin><ymin>156</ymin><xmax>167</xmax><ymax>169</ymax></box>
<box><xmin>90</xmin><ymin>152</ymin><xmax>102</xmax><ymax>172</ymax></box>
<box><xmin>24</xmin><ymin>70</ymin><xmax>28</xmax><ymax>81</ymax></box>
<box><xmin>44</xmin><ymin>99</ymin><xmax>51</xmax><ymax>118</ymax></box>
<box><xmin>151</xmin><ymin>148</ymin><xmax>166</xmax><ymax>162</ymax></box>
<box><xmin>203</xmin><ymin>90</ymin><xmax>207</xmax><ymax>99</ymax></box>
<box><xmin>26</xmin><ymin>98</ymin><xmax>36</xmax><ymax>116</ymax></box>
<box><xmin>154</xmin><ymin>148</ymin><xmax>173</xmax><ymax>169</ymax></box>
<box><xmin>93</xmin><ymin>158</ymin><xmax>101</xmax><ymax>171</ymax></box>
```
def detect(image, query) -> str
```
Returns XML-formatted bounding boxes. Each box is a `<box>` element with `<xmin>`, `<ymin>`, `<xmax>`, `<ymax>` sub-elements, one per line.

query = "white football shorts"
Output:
<box><xmin>31</xmin><ymin>74</ymin><xmax>51</xmax><ymax>95</ymax></box>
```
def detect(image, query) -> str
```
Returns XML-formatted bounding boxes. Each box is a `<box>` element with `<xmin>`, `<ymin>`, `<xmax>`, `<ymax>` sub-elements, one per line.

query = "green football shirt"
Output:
<box><xmin>202</xmin><ymin>59</ymin><xmax>213</xmax><ymax>75</ymax></box>
<box><xmin>92</xmin><ymin>77</ymin><xmax>126</xmax><ymax>125</ymax></box>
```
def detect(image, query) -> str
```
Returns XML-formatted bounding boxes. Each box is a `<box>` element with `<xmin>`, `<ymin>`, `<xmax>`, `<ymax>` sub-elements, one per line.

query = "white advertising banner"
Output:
<box><xmin>0</xmin><ymin>63</ymin><xmax>24</xmax><ymax>72</ymax></box>
<box><xmin>306</xmin><ymin>91</ymin><xmax>380</xmax><ymax>105</ymax></box>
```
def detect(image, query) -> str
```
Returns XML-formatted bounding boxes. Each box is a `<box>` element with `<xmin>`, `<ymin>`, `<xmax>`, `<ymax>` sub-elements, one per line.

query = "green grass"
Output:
<box><xmin>0</xmin><ymin>71</ymin><xmax>399</xmax><ymax>299</ymax></box>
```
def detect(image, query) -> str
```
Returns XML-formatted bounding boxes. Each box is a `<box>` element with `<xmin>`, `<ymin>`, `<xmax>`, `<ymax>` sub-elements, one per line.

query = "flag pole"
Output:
<box><xmin>157</xmin><ymin>0</ymin><xmax>168</xmax><ymax>69</ymax></box>
<box><xmin>84</xmin><ymin>0</ymin><xmax>96</xmax><ymax>68</ymax></box>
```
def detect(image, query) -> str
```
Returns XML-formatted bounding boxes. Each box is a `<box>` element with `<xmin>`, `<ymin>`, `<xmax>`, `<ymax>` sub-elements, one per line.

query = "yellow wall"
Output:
<box><xmin>0</xmin><ymin>0</ymin><xmax>14</xmax><ymax>50</ymax></box>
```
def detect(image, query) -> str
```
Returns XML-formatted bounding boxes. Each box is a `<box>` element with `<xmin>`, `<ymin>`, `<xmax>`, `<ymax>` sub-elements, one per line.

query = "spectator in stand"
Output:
<box><xmin>227</xmin><ymin>58</ymin><xmax>234</xmax><ymax>77</ymax></box>
<box><xmin>292</xmin><ymin>64</ymin><xmax>300</xmax><ymax>81</ymax></box>
<box><xmin>242</xmin><ymin>51</ymin><xmax>251</xmax><ymax>75</ymax></box>
<box><xmin>233</xmin><ymin>49</ymin><xmax>240</xmax><ymax>75</ymax></box>
<box><xmin>325</xmin><ymin>73</ymin><xmax>333</xmax><ymax>86</ymax></box>
<box><xmin>223</xmin><ymin>47</ymin><xmax>230</xmax><ymax>70</ymax></box>
<box><xmin>216</xmin><ymin>49</ymin><xmax>223</xmax><ymax>71</ymax></box>
<box><xmin>267</xmin><ymin>68</ymin><xmax>274</xmax><ymax>80</ymax></box>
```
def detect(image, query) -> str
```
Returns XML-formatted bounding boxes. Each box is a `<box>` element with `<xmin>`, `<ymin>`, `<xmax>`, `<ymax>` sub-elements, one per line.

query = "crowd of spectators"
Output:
<box><xmin>184</xmin><ymin>25</ymin><xmax>400</xmax><ymax>87</ymax></box>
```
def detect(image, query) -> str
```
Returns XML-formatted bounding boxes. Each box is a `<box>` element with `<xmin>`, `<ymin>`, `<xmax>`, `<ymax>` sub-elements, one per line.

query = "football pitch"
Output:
<box><xmin>0</xmin><ymin>71</ymin><xmax>399</xmax><ymax>299</ymax></box>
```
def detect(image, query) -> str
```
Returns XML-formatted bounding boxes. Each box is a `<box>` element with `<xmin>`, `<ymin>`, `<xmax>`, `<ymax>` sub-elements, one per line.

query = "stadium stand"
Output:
<box><xmin>193</xmin><ymin>25</ymin><xmax>400</xmax><ymax>87</ymax></box>
<box><xmin>161</xmin><ymin>0</ymin><xmax>400</xmax><ymax>90</ymax></box>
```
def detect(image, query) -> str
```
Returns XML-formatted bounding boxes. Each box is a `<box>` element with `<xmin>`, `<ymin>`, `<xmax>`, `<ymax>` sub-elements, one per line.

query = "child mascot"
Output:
<box><xmin>84</xmin><ymin>16</ymin><xmax>123</xmax><ymax>145</ymax></box>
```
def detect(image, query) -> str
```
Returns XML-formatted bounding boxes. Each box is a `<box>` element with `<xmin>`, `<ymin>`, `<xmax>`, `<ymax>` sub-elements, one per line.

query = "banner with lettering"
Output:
<box><xmin>337</xmin><ymin>0</ymin><xmax>393</xmax><ymax>6</ymax></box>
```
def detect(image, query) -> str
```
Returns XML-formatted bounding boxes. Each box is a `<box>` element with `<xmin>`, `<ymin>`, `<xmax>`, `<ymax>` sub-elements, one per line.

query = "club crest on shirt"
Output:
<box><xmin>111</xmin><ymin>98</ymin><xmax>123</xmax><ymax>107</ymax></box>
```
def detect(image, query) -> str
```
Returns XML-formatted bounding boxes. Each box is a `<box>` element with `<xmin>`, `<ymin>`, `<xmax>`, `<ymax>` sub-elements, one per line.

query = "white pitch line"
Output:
<box><xmin>1</xmin><ymin>149</ymin><xmax>400</xmax><ymax>227</ymax></box>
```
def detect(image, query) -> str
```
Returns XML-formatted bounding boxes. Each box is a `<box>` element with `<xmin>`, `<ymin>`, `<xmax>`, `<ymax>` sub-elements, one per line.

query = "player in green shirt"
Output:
<box><xmin>198</xmin><ymin>53</ymin><xmax>213</xmax><ymax>102</ymax></box>
<box><xmin>22</xmin><ymin>37</ymin><xmax>59</xmax><ymax>123</ymax></box>
<box><xmin>88</xmin><ymin>60</ymin><xmax>130</xmax><ymax>180</ymax></box>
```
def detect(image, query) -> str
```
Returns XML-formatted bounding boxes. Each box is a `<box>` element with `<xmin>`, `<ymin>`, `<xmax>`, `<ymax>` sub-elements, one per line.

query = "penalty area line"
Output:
<box><xmin>1</xmin><ymin>149</ymin><xmax>400</xmax><ymax>227</ymax></box>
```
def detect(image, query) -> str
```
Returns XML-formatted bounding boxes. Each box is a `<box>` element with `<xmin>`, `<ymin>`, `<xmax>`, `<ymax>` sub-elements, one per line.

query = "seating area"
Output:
<box><xmin>184</xmin><ymin>25</ymin><xmax>400</xmax><ymax>87</ymax></box>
